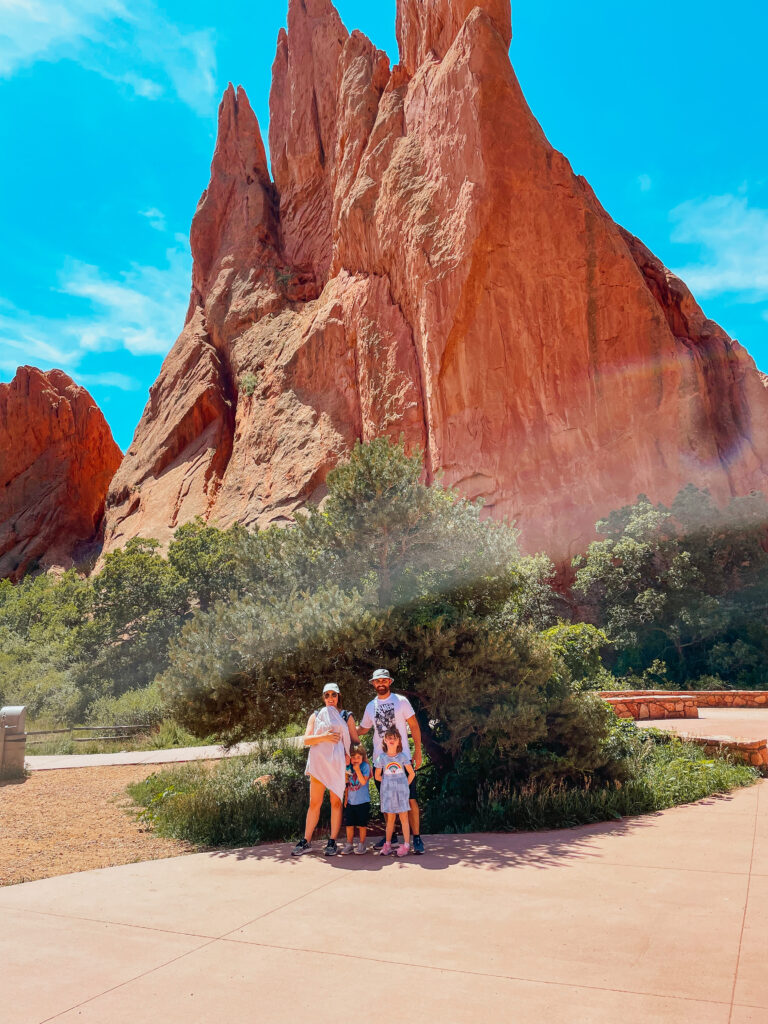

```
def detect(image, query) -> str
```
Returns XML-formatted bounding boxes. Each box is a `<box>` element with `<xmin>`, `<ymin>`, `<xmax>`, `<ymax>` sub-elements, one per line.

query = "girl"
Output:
<box><xmin>374</xmin><ymin>727</ymin><xmax>415</xmax><ymax>857</ymax></box>
<box><xmin>341</xmin><ymin>743</ymin><xmax>371</xmax><ymax>854</ymax></box>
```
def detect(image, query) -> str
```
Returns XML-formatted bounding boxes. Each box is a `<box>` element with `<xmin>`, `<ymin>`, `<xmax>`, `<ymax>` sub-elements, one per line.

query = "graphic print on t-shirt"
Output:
<box><xmin>383</xmin><ymin>759</ymin><xmax>405</xmax><ymax>776</ymax></box>
<box><xmin>374</xmin><ymin>700</ymin><xmax>396</xmax><ymax>739</ymax></box>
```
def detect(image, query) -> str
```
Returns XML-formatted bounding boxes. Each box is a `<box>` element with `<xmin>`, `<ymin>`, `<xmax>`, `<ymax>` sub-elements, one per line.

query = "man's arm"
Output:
<box><xmin>406</xmin><ymin>714</ymin><xmax>422</xmax><ymax>769</ymax></box>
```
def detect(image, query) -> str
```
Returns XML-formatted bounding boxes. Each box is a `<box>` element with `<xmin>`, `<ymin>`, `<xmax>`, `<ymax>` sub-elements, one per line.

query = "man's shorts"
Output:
<box><xmin>374</xmin><ymin>773</ymin><xmax>418</xmax><ymax>802</ymax></box>
<box><xmin>343</xmin><ymin>802</ymin><xmax>371</xmax><ymax>828</ymax></box>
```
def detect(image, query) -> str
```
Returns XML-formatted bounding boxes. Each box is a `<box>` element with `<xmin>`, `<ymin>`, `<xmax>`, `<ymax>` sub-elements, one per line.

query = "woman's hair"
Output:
<box><xmin>383</xmin><ymin>728</ymin><xmax>402</xmax><ymax>753</ymax></box>
<box><xmin>349</xmin><ymin>742</ymin><xmax>368</xmax><ymax>764</ymax></box>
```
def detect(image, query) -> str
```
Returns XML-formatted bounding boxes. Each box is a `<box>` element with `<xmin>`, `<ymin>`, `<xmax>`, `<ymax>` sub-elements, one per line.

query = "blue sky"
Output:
<box><xmin>1</xmin><ymin>0</ymin><xmax>766</xmax><ymax>451</ymax></box>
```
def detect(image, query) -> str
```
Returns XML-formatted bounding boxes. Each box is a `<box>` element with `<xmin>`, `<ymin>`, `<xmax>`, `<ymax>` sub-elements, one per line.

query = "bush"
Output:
<box><xmin>128</xmin><ymin>721</ymin><xmax>757</xmax><ymax>847</ymax></box>
<box><xmin>86</xmin><ymin>683</ymin><xmax>168</xmax><ymax>728</ymax></box>
<box><xmin>421</xmin><ymin>722</ymin><xmax>758</xmax><ymax>833</ymax></box>
<box><xmin>239</xmin><ymin>372</ymin><xmax>259</xmax><ymax>397</ymax></box>
<box><xmin>128</xmin><ymin>740</ymin><xmax>314</xmax><ymax>846</ymax></box>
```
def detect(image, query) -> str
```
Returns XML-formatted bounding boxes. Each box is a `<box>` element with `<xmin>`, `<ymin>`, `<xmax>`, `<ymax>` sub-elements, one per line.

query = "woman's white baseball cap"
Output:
<box><xmin>322</xmin><ymin>682</ymin><xmax>341</xmax><ymax>694</ymax></box>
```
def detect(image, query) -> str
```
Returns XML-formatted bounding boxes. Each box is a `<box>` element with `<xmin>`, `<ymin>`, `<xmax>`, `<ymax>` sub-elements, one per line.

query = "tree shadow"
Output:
<box><xmin>201</xmin><ymin>788</ymin><xmax>749</xmax><ymax>871</ymax></box>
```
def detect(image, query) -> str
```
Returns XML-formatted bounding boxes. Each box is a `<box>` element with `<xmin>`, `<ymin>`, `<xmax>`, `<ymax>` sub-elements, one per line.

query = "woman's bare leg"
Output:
<box><xmin>304</xmin><ymin>776</ymin><xmax>326</xmax><ymax>842</ymax></box>
<box><xmin>330</xmin><ymin>792</ymin><xmax>343</xmax><ymax>840</ymax></box>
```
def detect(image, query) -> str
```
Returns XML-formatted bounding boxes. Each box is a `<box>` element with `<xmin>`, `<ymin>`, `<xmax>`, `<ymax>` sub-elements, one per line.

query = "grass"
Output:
<box><xmin>126</xmin><ymin>727</ymin><xmax>758</xmax><ymax>849</ymax></box>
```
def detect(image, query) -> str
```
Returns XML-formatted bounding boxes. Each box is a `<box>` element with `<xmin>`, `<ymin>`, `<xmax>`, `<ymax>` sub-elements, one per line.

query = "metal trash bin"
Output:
<box><xmin>0</xmin><ymin>705</ymin><xmax>27</xmax><ymax>774</ymax></box>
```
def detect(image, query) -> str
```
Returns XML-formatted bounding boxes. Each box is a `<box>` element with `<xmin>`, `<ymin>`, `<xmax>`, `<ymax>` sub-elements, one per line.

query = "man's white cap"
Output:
<box><xmin>322</xmin><ymin>682</ymin><xmax>341</xmax><ymax>694</ymax></box>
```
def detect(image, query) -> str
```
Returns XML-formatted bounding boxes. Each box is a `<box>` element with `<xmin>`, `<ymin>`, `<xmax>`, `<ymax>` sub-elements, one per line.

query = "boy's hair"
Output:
<box><xmin>383</xmin><ymin>728</ymin><xmax>402</xmax><ymax>753</ymax></box>
<box><xmin>349</xmin><ymin>742</ymin><xmax>368</xmax><ymax>763</ymax></box>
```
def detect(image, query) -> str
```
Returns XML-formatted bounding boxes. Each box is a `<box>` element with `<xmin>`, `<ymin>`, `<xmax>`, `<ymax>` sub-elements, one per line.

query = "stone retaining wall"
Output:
<box><xmin>603</xmin><ymin>695</ymin><xmax>700</xmax><ymax>720</ymax></box>
<box><xmin>684</xmin><ymin>735</ymin><xmax>768</xmax><ymax>773</ymax></box>
<box><xmin>600</xmin><ymin>690</ymin><xmax>768</xmax><ymax>707</ymax></box>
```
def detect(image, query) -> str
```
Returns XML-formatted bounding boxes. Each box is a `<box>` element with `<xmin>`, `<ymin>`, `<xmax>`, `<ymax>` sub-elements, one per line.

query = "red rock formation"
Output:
<box><xmin>0</xmin><ymin>367</ymin><xmax>121</xmax><ymax>579</ymax></box>
<box><xmin>103</xmin><ymin>0</ymin><xmax>768</xmax><ymax>560</ymax></box>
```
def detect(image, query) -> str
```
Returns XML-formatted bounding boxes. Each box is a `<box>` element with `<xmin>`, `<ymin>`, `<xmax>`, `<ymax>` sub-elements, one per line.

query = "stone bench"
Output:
<box><xmin>682</xmin><ymin>735</ymin><xmax>768</xmax><ymax>773</ymax></box>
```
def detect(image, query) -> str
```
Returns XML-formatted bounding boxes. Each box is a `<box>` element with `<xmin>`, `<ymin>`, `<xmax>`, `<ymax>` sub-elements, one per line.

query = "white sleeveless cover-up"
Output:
<box><xmin>305</xmin><ymin>705</ymin><xmax>350</xmax><ymax>800</ymax></box>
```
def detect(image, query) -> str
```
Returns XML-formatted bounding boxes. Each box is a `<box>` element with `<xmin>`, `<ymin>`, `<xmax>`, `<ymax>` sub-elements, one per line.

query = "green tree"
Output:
<box><xmin>573</xmin><ymin>486</ymin><xmax>768</xmax><ymax>686</ymax></box>
<box><xmin>163</xmin><ymin>438</ymin><xmax>614</xmax><ymax>783</ymax></box>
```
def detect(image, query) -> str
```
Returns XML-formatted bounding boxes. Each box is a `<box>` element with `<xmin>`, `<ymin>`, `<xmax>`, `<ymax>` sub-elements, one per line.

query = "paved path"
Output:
<box><xmin>1</xmin><ymin>782</ymin><xmax>766</xmax><ymax>1024</ymax></box>
<box><xmin>638</xmin><ymin>708</ymin><xmax>768</xmax><ymax>743</ymax></box>
<box><xmin>25</xmin><ymin>742</ymin><xmax>264</xmax><ymax>771</ymax></box>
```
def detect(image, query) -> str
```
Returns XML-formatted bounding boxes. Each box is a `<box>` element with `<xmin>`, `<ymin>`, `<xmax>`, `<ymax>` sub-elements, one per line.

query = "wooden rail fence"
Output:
<box><xmin>25</xmin><ymin>724</ymin><xmax>147</xmax><ymax>746</ymax></box>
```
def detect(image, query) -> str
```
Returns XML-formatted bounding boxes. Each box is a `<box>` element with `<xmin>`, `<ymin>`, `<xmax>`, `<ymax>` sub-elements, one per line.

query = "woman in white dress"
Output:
<box><xmin>291</xmin><ymin>683</ymin><xmax>351</xmax><ymax>857</ymax></box>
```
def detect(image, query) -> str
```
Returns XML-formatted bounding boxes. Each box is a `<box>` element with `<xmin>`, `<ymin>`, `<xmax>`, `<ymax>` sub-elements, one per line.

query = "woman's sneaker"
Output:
<box><xmin>396</xmin><ymin>843</ymin><xmax>409</xmax><ymax>857</ymax></box>
<box><xmin>291</xmin><ymin>838</ymin><xmax>312</xmax><ymax>856</ymax></box>
<box><xmin>355</xmin><ymin>840</ymin><xmax>368</xmax><ymax>855</ymax></box>
<box><xmin>324</xmin><ymin>839</ymin><xmax>339</xmax><ymax>857</ymax></box>
<box><xmin>339</xmin><ymin>842</ymin><xmax>355</xmax><ymax>855</ymax></box>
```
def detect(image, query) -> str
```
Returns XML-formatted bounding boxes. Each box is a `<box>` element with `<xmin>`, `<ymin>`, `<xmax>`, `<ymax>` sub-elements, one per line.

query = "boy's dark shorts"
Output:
<box><xmin>343</xmin><ymin>802</ymin><xmax>371</xmax><ymax>828</ymax></box>
<box><xmin>374</xmin><ymin>775</ymin><xmax>418</xmax><ymax>802</ymax></box>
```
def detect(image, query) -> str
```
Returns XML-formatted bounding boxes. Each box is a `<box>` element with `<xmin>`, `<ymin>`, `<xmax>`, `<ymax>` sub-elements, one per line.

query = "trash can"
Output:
<box><xmin>0</xmin><ymin>705</ymin><xmax>27</xmax><ymax>774</ymax></box>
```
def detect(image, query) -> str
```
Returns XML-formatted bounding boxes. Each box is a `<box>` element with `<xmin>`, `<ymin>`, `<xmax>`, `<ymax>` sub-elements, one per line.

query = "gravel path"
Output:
<box><xmin>0</xmin><ymin>765</ymin><xmax>196</xmax><ymax>886</ymax></box>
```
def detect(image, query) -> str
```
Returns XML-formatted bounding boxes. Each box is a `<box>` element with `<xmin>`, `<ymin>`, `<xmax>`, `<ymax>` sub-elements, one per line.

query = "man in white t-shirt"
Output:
<box><xmin>358</xmin><ymin>668</ymin><xmax>425</xmax><ymax>854</ymax></box>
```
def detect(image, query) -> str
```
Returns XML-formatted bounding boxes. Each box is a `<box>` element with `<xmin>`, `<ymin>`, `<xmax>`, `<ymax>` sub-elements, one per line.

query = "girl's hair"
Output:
<box><xmin>349</xmin><ymin>742</ymin><xmax>368</xmax><ymax>763</ymax></box>
<box><xmin>383</xmin><ymin>728</ymin><xmax>402</xmax><ymax>753</ymax></box>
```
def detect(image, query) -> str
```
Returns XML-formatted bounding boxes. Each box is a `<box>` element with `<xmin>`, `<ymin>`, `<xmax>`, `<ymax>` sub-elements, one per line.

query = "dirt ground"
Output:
<box><xmin>0</xmin><ymin>765</ymin><xmax>196</xmax><ymax>886</ymax></box>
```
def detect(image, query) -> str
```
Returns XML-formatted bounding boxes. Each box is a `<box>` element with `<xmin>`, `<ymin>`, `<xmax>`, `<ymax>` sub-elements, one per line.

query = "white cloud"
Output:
<box><xmin>0</xmin><ymin>243</ymin><xmax>191</xmax><ymax>382</ymax></box>
<box><xmin>59</xmin><ymin>246</ymin><xmax>191</xmax><ymax>356</ymax></box>
<box><xmin>77</xmin><ymin>371</ymin><xmax>141</xmax><ymax>391</ymax></box>
<box><xmin>637</xmin><ymin>173</ymin><xmax>652</xmax><ymax>193</ymax></box>
<box><xmin>140</xmin><ymin>207</ymin><xmax>167</xmax><ymax>232</ymax></box>
<box><xmin>0</xmin><ymin>0</ymin><xmax>217</xmax><ymax>115</ymax></box>
<box><xmin>670</xmin><ymin>193</ymin><xmax>768</xmax><ymax>300</ymax></box>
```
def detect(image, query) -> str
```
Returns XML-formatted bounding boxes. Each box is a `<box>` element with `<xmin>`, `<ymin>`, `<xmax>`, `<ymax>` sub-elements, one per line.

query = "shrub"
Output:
<box><xmin>239</xmin><ymin>372</ymin><xmax>259</xmax><ymax>397</ymax></box>
<box><xmin>128</xmin><ymin>740</ymin><xmax>313</xmax><ymax>846</ymax></box>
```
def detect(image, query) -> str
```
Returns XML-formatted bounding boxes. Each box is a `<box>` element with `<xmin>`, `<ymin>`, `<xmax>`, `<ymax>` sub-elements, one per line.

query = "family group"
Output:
<box><xmin>290</xmin><ymin>668</ymin><xmax>425</xmax><ymax>858</ymax></box>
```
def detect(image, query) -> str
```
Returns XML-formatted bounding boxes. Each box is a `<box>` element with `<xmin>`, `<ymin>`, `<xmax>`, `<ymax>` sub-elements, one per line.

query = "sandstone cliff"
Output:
<box><xmin>0</xmin><ymin>367</ymin><xmax>122</xmax><ymax>579</ymax></box>
<box><xmin>103</xmin><ymin>0</ymin><xmax>768</xmax><ymax>560</ymax></box>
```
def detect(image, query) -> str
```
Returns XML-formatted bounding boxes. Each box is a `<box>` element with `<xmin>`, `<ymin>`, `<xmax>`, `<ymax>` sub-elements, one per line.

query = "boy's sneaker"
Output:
<box><xmin>291</xmin><ymin>838</ymin><xmax>312</xmax><ymax>856</ymax></box>
<box><xmin>355</xmin><ymin>840</ymin><xmax>368</xmax><ymax>855</ymax></box>
<box><xmin>396</xmin><ymin>843</ymin><xmax>409</xmax><ymax>857</ymax></box>
<box><xmin>324</xmin><ymin>839</ymin><xmax>339</xmax><ymax>857</ymax></box>
<box><xmin>339</xmin><ymin>842</ymin><xmax>355</xmax><ymax>855</ymax></box>
<box><xmin>412</xmin><ymin>835</ymin><xmax>425</xmax><ymax>855</ymax></box>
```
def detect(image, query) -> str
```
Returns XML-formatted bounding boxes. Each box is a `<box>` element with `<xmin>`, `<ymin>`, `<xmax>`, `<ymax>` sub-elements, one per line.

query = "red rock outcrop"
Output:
<box><xmin>0</xmin><ymin>367</ymin><xmax>122</xmax><ymax>579</ymax></box>
<box><xmin>103</xmin><ymin>0</ymin><xmax>768</xmax><ymax>560</ymax></box>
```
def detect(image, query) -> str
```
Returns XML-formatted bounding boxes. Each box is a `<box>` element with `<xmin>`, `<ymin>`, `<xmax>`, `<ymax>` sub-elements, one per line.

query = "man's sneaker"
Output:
<box><xmin>355</xmin><ymin>840</ymin><xmax>368</xmax><ymax>855</ymax></box>
<box><xmin>373</xmin><ymin>834</ymin><xmax>400</xmax><ymax>852</ymax></box>
<box><xmin>396</xmin><ymin>843</ymin><xmax>409</xmax><ymax>857</ymax></box>
<box><xmin>324</xmin><ymin>839</ymin><xmax>339</xmax><ymax>857</ymax></box>
<box><xmin>339</xmin><ymin>842</ymin><xmax>355</xmax><ymax>855</ymax></box>
<box><xmin>291</xmin><ymin>838</ymin><xmax>312</xmax><ymax>856</ymax></box>
<box><xmin>412</xmin><ymin>835</ymin><xmax>425</xmax><ymax>855</ymax></box>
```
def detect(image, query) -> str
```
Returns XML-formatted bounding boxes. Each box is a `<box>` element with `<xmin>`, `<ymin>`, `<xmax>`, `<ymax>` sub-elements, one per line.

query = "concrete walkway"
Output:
<box><xmin>25</xmin><ymin>742</ymin><xmax>263</xmax><ymax>771</ymax></box>
<box><xmin>638</xmin><ymin>708</ymin><xmax>768</xmax><ymax>743</ymax></box>
<box><xmin>1</xmin><ymin>782</ymin><xmax>766</xmax><ymax>1024</ymax></box>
